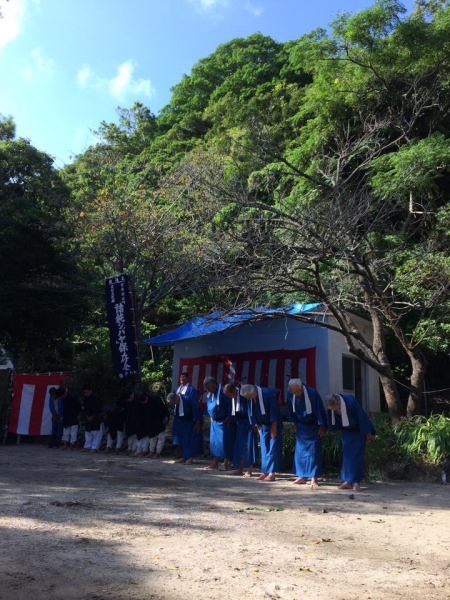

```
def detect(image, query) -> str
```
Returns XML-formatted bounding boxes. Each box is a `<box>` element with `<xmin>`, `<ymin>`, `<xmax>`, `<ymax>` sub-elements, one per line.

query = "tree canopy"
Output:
<box><xmin>3</xmin><ymin>1</ymin><xmax>450</xmax><ymax>414</ymax></box>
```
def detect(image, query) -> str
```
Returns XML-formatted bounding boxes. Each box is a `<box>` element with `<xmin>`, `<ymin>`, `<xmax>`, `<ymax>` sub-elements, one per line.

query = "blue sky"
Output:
<box><xmin>1</xmin><ymin>0</ymin><xmax>414</xmax><ymax>168</ymax></box>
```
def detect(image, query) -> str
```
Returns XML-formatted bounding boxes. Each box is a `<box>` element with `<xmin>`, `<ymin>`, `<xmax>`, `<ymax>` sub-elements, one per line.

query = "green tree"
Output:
<box><xmin>178</xmin><ymin>1</ymin><xmax>450</xmax><ymax>421</ymax></box>
<box><xmin>0</xmin><ymin>117</ymin><xmax>85</xmax><ymax>369</ymax></box>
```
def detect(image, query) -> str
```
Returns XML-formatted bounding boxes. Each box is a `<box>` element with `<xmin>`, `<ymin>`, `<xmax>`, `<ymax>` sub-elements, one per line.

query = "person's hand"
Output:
<box><xmin>318</xmin><ymin>425</ymin><xmax>326</xmax><ymax>437</ymax></box>
<box><xmin>270</xmin><ymin>423</ymin><xmax>277</xmax><ymax>439</ymax></box>
<box><xmin>252</xmin><ymin>425</ymin><xmax>259</xmax><ymax>434</ymax></box>
<box><xmin>366</xmin><ymin>433</ymin><xmax>374</xmax><ymax>441</ymax></box>
<box><xmin>194</xmin><ymin>420</ymin><xmax>201</xmax><ymax>433</ymax></box>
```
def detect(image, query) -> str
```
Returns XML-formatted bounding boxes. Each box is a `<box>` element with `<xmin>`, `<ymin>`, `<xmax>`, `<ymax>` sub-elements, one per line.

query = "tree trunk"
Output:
<box><xmin>378</xmin><ymin>370</ymin><xmax>404</xmax><ymax>423</ymax></box>
<box><xmin>406</xmin><ymin>351</ymin><xmax>428</xmax><ymax>417</ymax></box>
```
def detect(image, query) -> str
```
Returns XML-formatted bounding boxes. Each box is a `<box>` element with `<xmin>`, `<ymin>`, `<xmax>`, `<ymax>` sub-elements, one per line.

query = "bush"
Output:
<box><xmin>282</xmin><ymin>413</ymin><xmax>450</xmax><ymax>480</ymax></box>
<box><xmin>282</xmin><ymin>422</ymin><xmax>296</xmax><ymax>470</ymax></box>
<box><xmin>322</xmin><ymin>430</ymin><xmax>342</xmax><ymax>474</ymax></box>
<box><xmin>393</xmin><ymin>413</ymin><xmax>450</xmax><ymax>464</ymax></box>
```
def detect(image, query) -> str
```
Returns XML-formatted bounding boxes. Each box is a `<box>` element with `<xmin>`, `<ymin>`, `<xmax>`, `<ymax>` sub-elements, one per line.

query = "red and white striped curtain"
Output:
<box><xmin>178</xmin><ymin>347</ymin><xmax>316</xmax><ymax>405</ymax></box>
<box><xmin>9</xmin><ymin>373</ymin><xmax>70</xmax><ymax>436</ymax></box>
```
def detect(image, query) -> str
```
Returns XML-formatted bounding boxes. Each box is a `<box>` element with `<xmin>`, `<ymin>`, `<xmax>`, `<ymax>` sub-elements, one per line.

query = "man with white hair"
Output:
<box><xmin>240</xmin><ymin>383</ymin><xmax>283</xmax><ymax>482</ymax></box>
<box><xmin>325</xmin><ymin>393</ymin><xmax>375</xmax><ymax>492</ymax></box>
<box><xmin>287</xmin><ymin>378</ymin><xmax>327</xmax><ymax>489</ymax></box>
<box><xmin>203</xmin><ymin>376</ymin><xmax>235</xmax><ymax>471</ymax></box>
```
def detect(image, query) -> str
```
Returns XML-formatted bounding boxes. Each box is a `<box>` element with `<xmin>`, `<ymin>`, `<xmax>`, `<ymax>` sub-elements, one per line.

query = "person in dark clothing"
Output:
<box><xmin>145</xmin><ymin>392</ymin><xmax>170</xmax><ymax>459</ymax></box>
<box><xmin>124</xmin><ymin>392</ymin><xmax>137</xmax><ymax>455</ymax></box>
<box><xmin>48</xmin><ymin>387</ymin><xmax>63</xmax><ymax>449</ymax></box>
<box><xmin>133</xmin><ymin>393</ymin><xmax>150</xmax><ymax>457</ymax></box>
<box><xmin>81</xmin><ymin>385</ymin><xmax>103</xmax><ymax>453</ymax></box>
<box><xmin>103</xmin><ymin>392</ymin><xmax>129</xmax><ymax>453</ymax></box>
<box><xmin>57</xmin><ymin>388</ymin><xmax>82</xmax><ymax>450</ymax></box>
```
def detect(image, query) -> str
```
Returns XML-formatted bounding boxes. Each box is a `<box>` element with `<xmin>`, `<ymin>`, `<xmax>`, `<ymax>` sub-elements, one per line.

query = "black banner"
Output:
<box><xmin>105</xmin><ymin>274</ymin><xmax>140</xmax><ymax>379</ymax></box>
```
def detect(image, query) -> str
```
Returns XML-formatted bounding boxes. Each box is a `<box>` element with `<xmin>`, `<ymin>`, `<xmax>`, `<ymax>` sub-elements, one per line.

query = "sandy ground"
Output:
<box><xmin>0</xmin><ymin>445</ymin><xmax>449</xmax><ymax>600</ymax></box>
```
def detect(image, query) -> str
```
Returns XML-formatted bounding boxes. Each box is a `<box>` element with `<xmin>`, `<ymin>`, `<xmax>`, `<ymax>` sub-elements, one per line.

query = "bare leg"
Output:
<box><xmin>256</xmin><ymin>473</ymin><xmax>269</xmax><ymax>481</ymax></box>
<box><xmin>203</xmin><ymin>457</ymin><xmax>219</xmax><ymax>470</ymax></box>
<box><xmin>353</xmin><ymin>483</ymin><xmax>361</xmax><ymax>492</ymax></box>
<box><xmin>219</xmin><ymin>458</ymin><xmax>230</xmax><ymax>471</ymax></box>
<box><xmin>310</xmin><ymin>477</ymin><xmax>319</xmax><ymax>489</ymax></box>
<box><xmin>264</xmin><ymin>473</ymin><xmax>276</xmax><ymax>482</ymax></box>
<box><xmin>338</xmin><ymin>482</ymin><xmax>353</xmax><ymax>489</ymax></box>
<box><xmin>229</xmin><ymin>459</ymin><xmax>244</xmax><ymax>475</ymax></box>
<box><xmin>243</xmin><ymin>466</ymin><xmax>253</xmax><ymax>478</ymax></box>
<box><xmin>292</xmin><ymin>477</ymin><xmax>307</xmax><ymax>485</ymax></box>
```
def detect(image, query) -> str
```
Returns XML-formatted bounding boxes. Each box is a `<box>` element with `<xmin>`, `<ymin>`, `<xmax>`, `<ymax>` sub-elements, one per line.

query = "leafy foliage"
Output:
<box><xmin>393</xmin><ymin>413</ymin><xmax>450</xmax><ymax>463</ymax></box>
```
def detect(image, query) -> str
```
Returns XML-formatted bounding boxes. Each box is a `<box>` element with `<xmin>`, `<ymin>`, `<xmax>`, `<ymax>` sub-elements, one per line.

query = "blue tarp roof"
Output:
<box><xmin>143</xmin><ymin>303</ymin><xmax>321</xmax><ymax>347</ymax></box>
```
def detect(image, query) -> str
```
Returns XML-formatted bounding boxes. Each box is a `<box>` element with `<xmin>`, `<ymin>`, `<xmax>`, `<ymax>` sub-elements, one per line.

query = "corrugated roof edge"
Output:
<box><xmin>143</xmin><ymin>303</ymin><xmax>322</xmax><ymax>347</ymax></box>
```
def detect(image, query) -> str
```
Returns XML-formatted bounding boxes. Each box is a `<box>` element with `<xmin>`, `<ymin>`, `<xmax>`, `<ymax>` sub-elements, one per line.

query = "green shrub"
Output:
<box><xmin>322</xmin><ymin>430</ymin><xmax>342</xmax><ymax>473</ymax></box>
<box><xmin>323</xmin><ymin>414</ymin><xmax>406</xmax><ymax>479</ymax></box>
<box><xmin>282</xmin><ymin>422</ymin><xmax>296</xmax><ymax>470</ymax></box>
<box><xmin>393</xmin><ymin>413</ymin><xmax>450</xmax><ymax>464</ymax></box>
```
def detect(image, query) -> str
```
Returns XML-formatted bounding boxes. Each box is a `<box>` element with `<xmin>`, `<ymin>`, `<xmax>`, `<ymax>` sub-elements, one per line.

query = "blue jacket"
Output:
<box><xmin>48</xmin><ymin>394</ymin><xmax>63</xmax><ymax>415</ymax></box>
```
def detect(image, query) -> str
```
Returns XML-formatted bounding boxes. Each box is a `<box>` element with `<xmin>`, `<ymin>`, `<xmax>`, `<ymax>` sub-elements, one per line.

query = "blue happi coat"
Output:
<box><xmin>175</xmin><ymin>383</ymin><xmax>202</xmax><ymax>460</ymax></box>
<box><xmin>247</xmin><ymin>387</ymin><xmax>283</xmax><ymax>473</ymax></box>
<box><xmin>286</xmin><ymin>385</ymin><xmax>327</xmax><ymax>478</ymax></box>
<box><xmin>328</xmin><ymin>394</ymin><xmax>376</xmax><ymax>483</ymax></box>
<box><xmin>230</xmin><ymin>392</ymin><xmax>257</xmax><ymax>469</ymax></box>
<box><xmin>206</xmin><ymin>385</ymin><xmax>235</xmax><ymax>459</ymax></box>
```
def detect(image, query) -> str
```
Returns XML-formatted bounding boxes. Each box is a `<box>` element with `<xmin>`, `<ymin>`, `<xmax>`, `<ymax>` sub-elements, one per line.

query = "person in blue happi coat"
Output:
<box><xmin>325</xmin><ymin>393</ymin><xmax>375</xmax><ymax>492</ymax></box>
<box><xmin>169</xmin><ymin>373</ymin><xmax>188</xmax><ymax>457</ymax></box>
<box><xmin>203</xmin><ymin>376</ymin><xmax>235</xmax><ymax>471</ymax></box>
<box><xmin>167</xmin><ymin>384</ymin><xmax>201</xmax><ymax>465</ymax></box>
<box><xmin>286</xmin><ymin>378</ymin><xmax>327</xmax><ymax>489</ymax></box>
<box><xmin>177</xmin><ymin>372</ymin><xmax>204</xmax><ymax>460</ymax></box>
<box><xmin>223</xmin><ymin>382</ymin><xmax>258</xmax><ymax>477</ymax></box>
<box><xmin>240</xmin><ymin>383</ymin><xmax>283</xmax><ymax>482</ymax></box>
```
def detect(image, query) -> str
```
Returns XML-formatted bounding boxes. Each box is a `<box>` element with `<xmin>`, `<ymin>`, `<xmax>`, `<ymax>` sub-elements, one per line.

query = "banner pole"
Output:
<box><xmin>129</xmin><ymin>274</ymin><xmax>143</xmax><ymax>395</ymax></box>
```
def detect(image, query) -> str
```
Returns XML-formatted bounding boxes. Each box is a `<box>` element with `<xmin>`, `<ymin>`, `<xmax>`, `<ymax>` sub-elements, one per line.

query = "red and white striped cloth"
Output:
<box><xmin>9</xmin><ymin>373</ymin><xmax>70</xmax><ymax>436</ymax></box>
<box><xmin>178</xmin><ymin>347</ymin><xmax>316</xmax><ymax>405</ymax></box>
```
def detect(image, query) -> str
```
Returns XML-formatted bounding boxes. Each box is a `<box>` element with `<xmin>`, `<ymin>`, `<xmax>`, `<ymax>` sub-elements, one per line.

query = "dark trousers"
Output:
<box><xmin>49</xmin><ymin>416</ymin><xmax>63</xmax><ymax>448</ymax></box>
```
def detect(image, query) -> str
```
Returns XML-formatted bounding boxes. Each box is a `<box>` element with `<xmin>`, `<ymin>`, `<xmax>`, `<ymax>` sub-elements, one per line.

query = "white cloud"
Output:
<box><xmin>0</xmin><ymin>0</ymin><xmax>26</xmax><ymax>50</ymax></box>
<box><xmin>77</xmin><ymin>60</ymin><xmax>155</xmax><ymax>101</ymax></box>
<box><xmin>22</xmin><ymin>66</ymin><xmax>33</xmax><ymax>81</ymax></box>
<box><xmin>245</xmin><ymin>2</ymin><xmax>264</xmax><ymax>17</ymax></box>
<box><xmin>21</xmin><ymin>46</ymin><xmax>55</xmax><ymax>80</ymax></box>
<box><xmin>77</xmin><ymin>64</ymin><xmax>95</xmax><ymax>89</ymax></box>
<box><xmin>188</xmin><ymin>0</ymin><xmax>230</xmax><ymax>12</ymax></box>
<box><xmin>109</xmin><ymin>60</ymin><xmax>155</xmax><ymax>99</ymax></box>
<box><xmin>31</xmin><ymin>46</ymin><xmax>55</xmax><ymax>73</ymax></box>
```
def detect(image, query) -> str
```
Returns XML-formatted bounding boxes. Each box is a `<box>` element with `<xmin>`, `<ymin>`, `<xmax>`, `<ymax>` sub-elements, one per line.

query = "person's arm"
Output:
<box><xmin>314</xmin><ymin>390</ymin><xmax>327</xmax><ymax>436</ymax></box>
<box><xmin>354</xmin><ymin>399</ymin><xmax>376</xmax><ymax>436</ymax></box>
<box><xmin>247</xmin><ymin>399</ymin><xmax>256</xmax><ymax>427</ymax></box>
<box><xmin>269</xmin><ymin>389</ymin><xmax>282</xmax><ymax>423</ymax></box>
<box><xmin>286</xmin><ymin>393</ymin><xmax>295</xmax><ymax>423</ymax></box>
<box><xmin>270</xmin><ymin>420</ymin><xmax>278</xmax><ymax>439</ymax></box>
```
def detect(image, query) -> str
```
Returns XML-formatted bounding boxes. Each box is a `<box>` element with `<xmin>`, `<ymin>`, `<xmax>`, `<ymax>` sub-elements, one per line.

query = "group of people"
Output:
<box><xmin>48</xmin><ymin>372</ymin><xmax>376</xmax><ymax>491</ymax></box>
<box><xmin>48</xmin><ymin>384</ymin><xmax>170</xmax><ymax>459</ymax></box>
<box><xmin>168</xmin><ymin>373</ymin><xmax>375</xmax><ymax>491</ymax></box>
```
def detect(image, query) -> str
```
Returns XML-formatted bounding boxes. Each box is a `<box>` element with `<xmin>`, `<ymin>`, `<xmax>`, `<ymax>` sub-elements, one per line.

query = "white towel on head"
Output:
<box><xmin>231</xmin><ymin>389</ymin><xmax>241</xmax><ymax>416</ymax></box>
<box><xmin>331</xmin><ymin>395</ymin><xmax>350</xmax><ymax>427</ymax></box>
<box><xmin>256</xmin><ymin>386</ymin><xmax>266</xmax><ymax>416</ymax></box>
<box><xmin>292</xmin><ymin>386</ymin><xmax>312</xmax><ymax>415</ymax></box>
<box><xmin>176</xmin><ymin>385</ymin><xmax>186</xmax><ymax>417</ymax></box>
<box><xmin>248</xmin><ymin>387</ymin><xmax>266</xmax><ymax>417</ymax></box>
<box><xmin>338</xmin><ymin>395</ymin><xmax>350</xmax><ymax>427</ymax></box>
<box><xmin>207</xmin><ymin>385</ymin><xmax>222</xmax><ymax>406</ymax></box>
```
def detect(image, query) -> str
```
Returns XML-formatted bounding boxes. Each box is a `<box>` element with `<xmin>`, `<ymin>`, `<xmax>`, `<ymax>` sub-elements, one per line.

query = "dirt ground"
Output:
<box><xmin>0</xmin><ymin>444</ymin><xmax>449</xmax><ymax>600</ymax></box>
